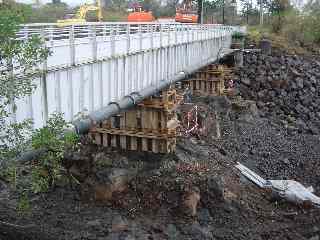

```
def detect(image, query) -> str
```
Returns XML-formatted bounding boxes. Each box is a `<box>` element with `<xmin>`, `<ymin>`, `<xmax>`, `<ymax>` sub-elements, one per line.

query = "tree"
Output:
<box><xmin>0</xmin><ymin>3</ymin><xmax>49</xmax><ymax>163</ymax></box>
<box><xmin>203</xmin><ymin>0</ymin><xmax>224</xmax><ymax>23</ymax></box>
<box><xmin>239</xmin><ymin>0</ymin><xmax>260</xmax><ymax>24</ymax></box>
<box><xmin>28</xmin><ymin>2</ymin><xmax>69</xmax><ymax>23</ymax></box>
<box><xmin>0</xmin><ymin>2</ymin><xmax>79</xmax><ymax>198</ymax></box>
<box><xmin>263</xmin><ymin>0</ymin><xmax>291</xmax><ymax>31</ymax></box>
<box><xmin>303</xmin><ymin>0</ymin><xmax>320</xmax><ymax>43</ymax></box>
<box><xmin>202</xmin><ymin>0</ymin><xmax>237</xmax><ymax>24</ymax></box>
<box><xmin>198</xmin><ymin>0</ymin><xmax>203</xmax><ymax>23</ymax></box>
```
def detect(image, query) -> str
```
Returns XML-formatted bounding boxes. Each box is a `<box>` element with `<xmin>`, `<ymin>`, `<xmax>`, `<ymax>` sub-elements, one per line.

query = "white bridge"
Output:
<box><xmin>13</xmin><ymin>22</ymin><xmax>243</xmax><ymax>129</ymax></box>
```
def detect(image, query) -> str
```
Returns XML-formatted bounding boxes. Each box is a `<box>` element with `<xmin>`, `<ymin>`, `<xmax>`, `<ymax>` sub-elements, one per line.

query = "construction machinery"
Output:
<box><xmin>57</xmin><ymin>0</ymin><xmax>102</xmax><ymax>26</ymax></box>
<box><xmin>127</xmin><ymin>3</ymin><xmax>155</xmax><ymax>22</ymax></box>
<box><xmin>175</xmin><ymin>0</ymin><xmax>198</xmax><ymax>23</ymax></box>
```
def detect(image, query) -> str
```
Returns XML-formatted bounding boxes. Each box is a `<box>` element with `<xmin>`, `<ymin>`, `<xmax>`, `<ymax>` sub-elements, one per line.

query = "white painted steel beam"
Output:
<box><xmin>10</xmin><ymin>23</ymin><xmax>244</xmax><ymax>129</ymax></box>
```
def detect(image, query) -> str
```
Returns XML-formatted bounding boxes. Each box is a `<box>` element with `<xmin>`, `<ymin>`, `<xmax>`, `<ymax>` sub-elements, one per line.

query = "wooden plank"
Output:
<box><xmin>111</xmin><ymin>135</ymin><xmax>117</xmax><ymax>147</ymax></box>
<box><xmin>162</xmin><ymin>89</ymin><xmax>168</xmax><ymax>102</ymax></box>
<box><xmin>151</xmin><ymin>110</ymin><xmax>158</xmax><ymax>131</ymax></box>
<box><xmin>102</xmin><ymin>119</ymin><xmax>111</xmax><ymax>128</ymax></box>
<box><xmin>160</xmin><ymin>140</ymin><xmax>167</xmax><ymax>153</ymax></box>
<box><xmin>87</xmin><ymin>85</ymin><xmax>181</xmax><ymax>154</ymax></box>
<box><xmin>120</xmin><ymin>114</ymin><xmax>126</xmax><ymax>129</ymax></box>
<box><xmin>95</xmin><ymin>133</ymin><xmax>102</xmax><ymax>145</ymax></box>
<box><xmin>142</xmin><ymin>138</ymin><xmax>148</xmax><ymax>151</ymax></box>
<box><xmin>103</xmin><ymin>134</ymin><xmax>109</xmax><ymax>147</ymax></box>
<box><xmin>125</xmin><ymin>110</ymin><xmax>137</xmax><ymax>129</ymax></box>
<box><xmin>152</xmin><ymin>139</ymin><xmax>159</xmax><ymax>153</ymax></box>
<box><xmin>93</xmin><ymin>128</ymin><xmax>176</xmax><ymax>139</ymax></box>
<box><xmin>141</xmin><ymin>108</ymin><xmax>152</xmax><ymax>131</ymax></box>
<box><xmin>170</xmin><ymin>139</ymin><xmax>176</xmax><ymax>153</ymax></box>
<box><xmin>110</xmin><ymin>116</ymin><xmax>116</xmax><ymax>128</ymax></box>
<box><xmin>209</xmin><ymin>82</ymin><xmax>213</xmax><ymax>94</ymax></box>
<box><xmin>131</xmin><ymin>136</ymin><xmax>137</xmax><ymax>150</ymax></box>
<box><xmin>160</xmin><ymin>111</ymin><xmax>166</xmax><ymax>130</ymax></box>
<box><xmin>120</xmin><ymin>135</ymin><xmax>126</xmax><ymax>149</ymax></box>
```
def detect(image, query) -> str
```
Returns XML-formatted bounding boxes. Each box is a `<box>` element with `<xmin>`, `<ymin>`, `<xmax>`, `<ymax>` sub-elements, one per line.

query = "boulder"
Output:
<box><xmin>112</xmin><ymin>215</ymin><xmax>129</xmax><ymax>232</ymax></box>
<box><xmin>181</xmin><ymin>186</ymin><xmax>201</xmax><ymax>217</ymax></box>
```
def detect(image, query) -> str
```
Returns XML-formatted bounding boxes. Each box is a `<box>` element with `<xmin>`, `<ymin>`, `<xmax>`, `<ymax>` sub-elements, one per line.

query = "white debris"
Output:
<box><xmin>235</xmin><ymin>162</ymin><xmax>320</xmax><ymax>207</ymax></box>
<box><xmin>235</xmin><ymin>162</ymin><xmax>267</xmax><ymax>188</ymax></box>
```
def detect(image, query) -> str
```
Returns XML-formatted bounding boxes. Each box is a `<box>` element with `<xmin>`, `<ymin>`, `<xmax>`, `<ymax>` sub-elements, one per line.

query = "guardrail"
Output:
<box><xmin>17</xmin><ymin>22</ymin><xmax>233</xmax><ymax>41</ymax></box>
<box><xmin>17</xmin><ymin>22</ymin><xmax>235</xmax><ymax>68</ymax></box>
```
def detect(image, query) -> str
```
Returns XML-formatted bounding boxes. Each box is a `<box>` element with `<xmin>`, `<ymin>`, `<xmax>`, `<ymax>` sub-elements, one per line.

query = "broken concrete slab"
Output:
<box><xmin>236</xmin><ymin>162</ymin><xmax>320</xmax><ymax>207</ymax></box>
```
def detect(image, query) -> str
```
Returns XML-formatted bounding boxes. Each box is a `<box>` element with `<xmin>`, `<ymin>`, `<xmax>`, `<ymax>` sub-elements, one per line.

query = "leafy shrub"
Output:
<box><xmin>31</xmin><ymin>113</ymin><xmax>79</xmax><ymax>193</ymax></box>
<box><xmin>232</xmin><ymin>31</ymin><xmax>246</xmax><ymax>39</ymax></box>
<box><xmin>17</xmin><ymin>192</ymin><xmax>31</xmax><ymax>214</ymax></box>
<box><xmin>0</xmin><ymin>5</ymin><xmax>50</xmax><ymax>166</ymax></box>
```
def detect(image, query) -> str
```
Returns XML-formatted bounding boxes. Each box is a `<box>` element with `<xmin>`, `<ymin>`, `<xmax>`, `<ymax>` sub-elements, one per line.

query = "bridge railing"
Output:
<box><xmin>17</xmin><ymin>22</ymin><xmax>233</xmax><ymax>41</ymax></box>
<box><xmin>17</xmin><ymin>22</ymin><xmax>234</xmax><ymax>68</ymax></box>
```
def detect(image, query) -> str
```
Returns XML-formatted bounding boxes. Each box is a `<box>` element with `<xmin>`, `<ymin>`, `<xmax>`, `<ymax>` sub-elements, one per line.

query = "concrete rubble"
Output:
<box><xmin>236</xmin><ymin>162</ymin><xmax>320</xmax><ymax>207</ymax></box>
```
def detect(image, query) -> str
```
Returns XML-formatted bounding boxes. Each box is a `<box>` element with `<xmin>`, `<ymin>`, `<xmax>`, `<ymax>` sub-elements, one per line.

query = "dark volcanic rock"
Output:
<box><xmin>236</xmin><ymin>51</ymin><xmax>320</xmax><ymax>134</ymax></box>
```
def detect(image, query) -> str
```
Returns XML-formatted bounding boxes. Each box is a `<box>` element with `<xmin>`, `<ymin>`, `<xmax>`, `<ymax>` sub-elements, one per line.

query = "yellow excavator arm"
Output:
<box><xmin>76</xmin><ymin>0</ymin><xmax>102</xmax><ymax>21</ymax></box>
<box><xmin>57</xmin><ymin>0</ymin><xmax>102</xmax><ymax>26</ymax></box>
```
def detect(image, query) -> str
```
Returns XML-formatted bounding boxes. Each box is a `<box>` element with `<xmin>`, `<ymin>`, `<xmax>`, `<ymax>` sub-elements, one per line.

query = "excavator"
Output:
<box><xmin>57</xmin><ymin>0</ymin><xmax>102</xmax><ymax>27</ymax></box>
<box><xmin>175</xmin><ymin>0</ymin><xmax>198</xmax><ymax>23</ymax></box>
<box><xmin>127</xmin><ymin>0</ymin><xmax>198</xmax><ymax>23</ymax></box>
<box><xmin>127</xmin><ymin>2</ymin><xmax>155</xmax><ymax>22</ymax></box>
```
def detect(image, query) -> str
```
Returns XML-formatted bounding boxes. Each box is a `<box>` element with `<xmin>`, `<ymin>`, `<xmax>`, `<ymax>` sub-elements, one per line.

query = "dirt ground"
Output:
<box><xmin>1</xmin><ymin>93</ymin><xmax>320</xmax><ymax>240</ymax></box>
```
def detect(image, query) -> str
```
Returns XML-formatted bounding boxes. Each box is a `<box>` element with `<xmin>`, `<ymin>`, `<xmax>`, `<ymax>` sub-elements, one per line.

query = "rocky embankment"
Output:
<box><xmin>235</xmin><ymin>51</ymin><xmax>320</xmax><ymax>134</ymax></box>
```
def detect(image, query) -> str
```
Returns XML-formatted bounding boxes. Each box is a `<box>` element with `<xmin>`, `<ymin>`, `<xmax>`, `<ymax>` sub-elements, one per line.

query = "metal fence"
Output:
<box><xmin>11</xmin><ymin>22</ymin><xmax>239</xmax><ymax>129</ymax></box>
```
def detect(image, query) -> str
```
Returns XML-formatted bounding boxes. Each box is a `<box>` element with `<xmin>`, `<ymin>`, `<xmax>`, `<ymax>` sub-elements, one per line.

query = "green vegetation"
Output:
<box><xmin>0</xmin><ymin>4</ymin><xmax>49</xmax><ymax>163</ymax></box>
<box><xmin>240</xmin><ymin>0</ymin><xmax>320</xmax><ymax>51</ymax></box>
<box><xmin>17</xmin><ymin>192</ymin><xmax>31</xmax><ymax>214</ymax></box>
<box><xmin>31</xmin><ymin>113</ymin><xmax>79</xmax><ymax>193</ymax></box>
<box><xmin>0</xmin><ymin>3</ymin><xmax>79</xmax><ymax>214</ymax></box>
<box><xmin>232</xmin><ymin>31</ymin><xmax>246</xmax><ymax>39</ymax></box>
<box><xmin>28</xmin><ymin>2</ymin><xmax>69</xmax><ymax>23</ymax></box>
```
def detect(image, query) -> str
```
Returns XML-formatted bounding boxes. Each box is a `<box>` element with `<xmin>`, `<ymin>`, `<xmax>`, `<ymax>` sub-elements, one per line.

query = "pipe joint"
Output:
<box><xmin>108</xmin><ymin>101</ymin><xmax>121</xmax><ymax>112</ymax></box>
<box><xmin>73</xmin><ymin>117</ymin><xmax>93</xmax><ymax>135</ymax></box>
<box><xmin>123</xmin><ymin>92</ymin><xmax>141</xmax><ymax>105</ymax></box>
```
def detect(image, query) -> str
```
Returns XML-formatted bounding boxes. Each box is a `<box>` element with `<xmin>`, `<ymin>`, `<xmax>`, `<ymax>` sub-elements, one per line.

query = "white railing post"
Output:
<box><xmin>160</xmin><ymin>24</ymin><xmax>163</xmax><ymax>47</ymax></box>
<box><xmin>192</xmin><ymin>25</ymin><xmax>195</xmax><ymax>42</ymax></box>
<box><xmin>23</xmin><ymin>25</ymin><xmax>29</xmax><ymax>41</ymax></box>
<box><xmin>126</xmin><ymin>24</ymin><xmax>130</xmax><ymax>54</ymax></box>
<box><xmin>151</xmin><ymin>24</ymin><xmax>154</xmax><ymax>49</ymax></box>
<box><xmin>174</xmin><ymin>24</ymin><xmax>178</xmax><ymax>44</ymax></box>
<box><xmin>206</xmin><ymin>25</ymin><xmax>209</xmax><ymax>40</ymax></box>
<box><xmin>40</xmin><ymin>27</ymin><xmax>48</xmax><ymax>72</ymax></box>
<box><xmin>111</xmin><ymin>26</ymin><xmax>116</xmax><ymax>57</ymax></box>
<box><xmin>91</xmin><ymin>25</ymin><xmax>97</xmax><ymax>61</ymax></box>
<box><xmin>167</xmin><ymin>24</ymin><xmax>171</xmax><ymax>46</ymax></box>
<box><xmin>69</xmin><ymin>25</ymin><xmax>76</xmax><ymax>65</ymax></box>
<box><xmin>49</xmin><ymin>26</ymin><xmax>54</xmax><ymax>48</ymax></box>
<box><xmin>196</xmin><ymin>24</ymin><xmax>199</xmax><ymax>41</ymax></box>
<box><xmin>102</xmin><ymin>24</ymin><xmax>107</xmax><ymax>40</ymax></box>
<box><xmin>139</xmin><ymin>24</ymin><xmax>143</xmax><ymax>51</ymax></box>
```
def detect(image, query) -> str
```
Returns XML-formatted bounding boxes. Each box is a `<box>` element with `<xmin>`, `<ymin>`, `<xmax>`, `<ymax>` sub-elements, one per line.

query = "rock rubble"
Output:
<box><xmin>235</xmin><ymin>51</ymin><xmax>320</xmax><ymax>134</ymax></box>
